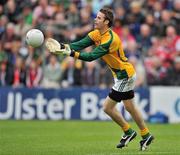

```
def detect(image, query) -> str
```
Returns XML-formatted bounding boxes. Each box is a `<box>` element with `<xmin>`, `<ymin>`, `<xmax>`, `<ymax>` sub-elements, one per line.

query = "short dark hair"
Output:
<box><xmin>100</xmin><ymin>7</ymin><xmax>114</xmax><ymax>27</ymax></box>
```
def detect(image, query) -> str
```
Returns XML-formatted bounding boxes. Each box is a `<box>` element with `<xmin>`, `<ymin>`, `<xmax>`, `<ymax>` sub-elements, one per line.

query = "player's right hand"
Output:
<box><xmin>45</xmin><ymin>38</ymin><xmax>71</xmax><ymax>55</ymax></box>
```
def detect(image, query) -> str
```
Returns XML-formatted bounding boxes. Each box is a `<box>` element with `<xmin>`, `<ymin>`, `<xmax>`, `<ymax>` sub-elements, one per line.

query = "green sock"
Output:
<box><xmin>142</xmin><ymin>133</ymin><xmax>150</xmax><ymax>139</ymax></box>
<box><xmin>124</xmin><ymin>128</ymin><xmax>134</xmax><ymax>135</ymax></box>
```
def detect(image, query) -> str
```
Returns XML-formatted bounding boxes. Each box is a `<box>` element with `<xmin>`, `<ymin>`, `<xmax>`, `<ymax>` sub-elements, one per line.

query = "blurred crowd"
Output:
<box><xmin>0</xmin><ymin>0</ymin><xmax>180</xmax><ymax>89</ymax></box>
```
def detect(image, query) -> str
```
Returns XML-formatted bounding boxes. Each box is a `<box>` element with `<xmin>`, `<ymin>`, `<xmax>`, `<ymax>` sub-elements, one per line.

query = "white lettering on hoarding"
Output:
<box><xmin>0</xmin><ymin>90</ymin><xmax>149</xmax><ymax>120</ymax></box>
<box><xmin>64</xmin><ymin>99</ymin><xmax>76</xmax><ymax>120</ymax></box>
<box><xmin>0</xmin><ymin>93</ymin><xmax>14</xmax><ymax>119</ymax></box>
<box><xmin>22</xmin><ymin>98</ymin><xmax>35</xmax><ymax>120</ymax></box>
<box><xmin>15</xmin><ymin>93</ymin><xmax>21</xmax><ymax>119</ymax></box>
<box><xmin>81</xmin><ymin>92</ymin><xmax>98</xmax><ymax>120</ymax></box>
<box><xmin>47</xmin><ymin>98</ymin><xmax>63</xmax><ymax>120</ymax></box>
<box><xmin>36</xmin><ymin>93</ymin><xmax>47</xmax><ymax>120</ymax></box>
<box><xmin>0</xmin><ymin>92</ymin><xmax>76</xmax><ymax>120</ymax></box>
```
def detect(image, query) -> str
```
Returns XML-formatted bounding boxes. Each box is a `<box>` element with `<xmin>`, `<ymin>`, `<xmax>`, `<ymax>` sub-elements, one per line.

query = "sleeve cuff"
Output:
<box><xmin>70</xmin><ymin>51</ymin><xmax>80</xmax><ymax>59</ymax></box>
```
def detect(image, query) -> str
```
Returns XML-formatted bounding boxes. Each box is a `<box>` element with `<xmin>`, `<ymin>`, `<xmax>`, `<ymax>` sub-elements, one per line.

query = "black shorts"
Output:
<box><xmin>108</xmin><ymin>88</ymin><xmax>134</xmax><ymax>102</ymax></box>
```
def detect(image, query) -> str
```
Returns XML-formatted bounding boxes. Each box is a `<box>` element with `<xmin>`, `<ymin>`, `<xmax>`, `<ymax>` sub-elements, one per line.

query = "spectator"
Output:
<box><xmin>145</xmin><ymin>56</ymin><xmax>166</xmax><ymax>85</ymax></box>
<box><xmin>0</xmin><ymin>57</ymin><xmax>13</xmax><ymax>86</ymax></box>
<box><xmin>162</xmin><ymin>56</ymin><xmax>180</xmax><ymax>85</ymax></box>
<box><xmin>113</xmin><ymin>18</ymin><xmax>122</xmax><ymax>38</ymax></box>
<box><xmin>32</xmin><ymin>0</ymin><xmax>55</xmax><ymax>28</ymax></box>
<box><xmin>157</xmin><ymin>10</ymin><xmax>176</xmax><ymax>37</ymax></box>
<box><xmin>99</xmin><ymin>63</ymin><xmax>113</xmax><ymax>89</ymax></box>
<box><xmin>125</xmin><ymin>40</ymin><xmax>140</xmax><ymax>59</ymax></box>
<box><xmin>127</xmin><ymin>1</ymin><xmax>145</xmax><ymax>38</ymax></box>
<box><xmin>128</xmin><ymin>56</ymin><xmax>146</xmax><ymax>87</ymax></box>
<box><xmin>0</xmin><ymin>0</ymin><xmax>179</xmax><ymax>88</ymax></box>
<box><xmin>91</xmin><ymin>0</ymin><xmax>113</xmax><ymax>16</ymax></box>
<box><xmin>22</xmin><ymin>5</ymin><xmax>33</xmax><ymax>26</ymax></box>
<box><xmin>2</xmin><ymin>23</ymin><xmax>21</xmax><ymax>66</ymax></box>
<box><xmin>120</xmin><ymin>26</ymin><xmax>135</xmax><ymax>50</ymax></box>
<box><xmin>0</xmin><ymin>42</ymin><xmax>13</xmax><ymax>86</ymax></box>
<box><xmin>61</xmin><ymin>57</ymin><xmax>82</xmax><ymax>88</ymax></box>
<box><xmin>152</xmin><ymin>1</ymin><xmax>163</xmax><ymax>23</ymax></box>
<box><xmin>66</xmin><ymin>3</ymin><xmax>80</xmax><ymax>28</ymax></box>
<box><xmin>72</xmin><ymin>7</ymin><xmax>93</xmax><ymax>40</ymax></box>
<box><xmin>82</xmin><ymin>61</ymin><xmax>100</xmax><ymax>87</ymax></box>
<box><xmin>137</xmin><ymin>24</ymin><xmax>152</xmax><ymax>56</ymax></box>
<box><xmin>3</xmin><ymin>0</ymin><xmax>20</xmax><ymax>24</ymax></box>
<box><xmin>42</xmin><ymin>54</ymin><xmax>62</xmax><ymax>88</ymax></box>
<box><xmin>0</xmin><ymin>61</ymin><xmax>7</xmax><ymax>86</ymax></box>
<box><xmin>172</xmin><ymin>0</ymin><xmax>180</xmax><ymax>34</ymax></box>
<box><xmin>26</xmin><ymin>59</ymin><xmax>42</xmax><ymax>88</ymax></box>
<box><xmin>165</xmin><ymin>25</ymin><xmax>180</xmax><ymax>56</ymax></box>
<box><xmin>145</xmin><ymin>13</ymin><xmax>158</xmax><ymax>36</ymax></box>
<box><xmin>114</xmin><ymin>6</ymin><xmax>126</xmax><ymax>25</ymax></box>
<box><xmin>0</xmin><ymin>15</ymin><xmax>8</xmax><ymax>39</ymax></box>
<box><xmin>12</xmin><ymin>56</ymin><xmax>26</xmax><ymax>87</ymax></box>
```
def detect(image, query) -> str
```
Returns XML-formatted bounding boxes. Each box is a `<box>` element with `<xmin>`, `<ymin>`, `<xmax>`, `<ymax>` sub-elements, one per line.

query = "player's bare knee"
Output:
<box><xmin>124</xmin><ymin>103</ymin><xmax>134</xmax><ymax>113</ymax></box>
<box><xmin>103</xmin><ymin>103</ymin><xmax>112</xmax><ymax>115</ymax></box>
<box><xmin>103</xmin><ymin>103</ymin><xmax>109</xmax><ymax>114</ymax></box>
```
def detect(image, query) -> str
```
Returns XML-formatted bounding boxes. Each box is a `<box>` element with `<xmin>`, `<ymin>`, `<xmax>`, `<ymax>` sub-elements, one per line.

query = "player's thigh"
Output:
<box><xmin>103</xmin><ymin>96</ymin><xmax>117</xmax><ymax>111</ymax></box>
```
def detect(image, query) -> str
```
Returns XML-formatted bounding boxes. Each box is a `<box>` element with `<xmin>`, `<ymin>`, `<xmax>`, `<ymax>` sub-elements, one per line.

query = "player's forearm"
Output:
<box><xmin>70</xmin><ymin>46</ymin><xmax>108</xmax><ymax>62</ymax></box>
<box><xmin>70</xmin><ymin>51</ymin><xmax>99</xmax><ymax>62</ymax></box>
<box><xmin>69</xmin><ymin>35</ymin><xmax>94</xmax><ymax>51</ymax></box>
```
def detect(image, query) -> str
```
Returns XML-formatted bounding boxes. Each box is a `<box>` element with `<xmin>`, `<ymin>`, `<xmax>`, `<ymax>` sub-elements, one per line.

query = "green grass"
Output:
<box><xmin>0</xmin><ymin>121</ymin><xmax>180</xmax><ymax>155</ymax></box>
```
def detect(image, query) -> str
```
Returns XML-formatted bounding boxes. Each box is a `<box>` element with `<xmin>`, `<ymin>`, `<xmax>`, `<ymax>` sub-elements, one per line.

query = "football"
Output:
<box><xmin>26</xmin><ymin>29</ymin><xmax>44</xmax><ymax>47</ymax></box>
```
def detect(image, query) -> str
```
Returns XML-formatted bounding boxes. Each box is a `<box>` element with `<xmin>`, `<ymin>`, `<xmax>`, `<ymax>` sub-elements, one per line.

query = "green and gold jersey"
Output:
<box><xmin>69</xmin><ymin>29</ymin><xmax>135</xmax><ymax>79</ymax></box>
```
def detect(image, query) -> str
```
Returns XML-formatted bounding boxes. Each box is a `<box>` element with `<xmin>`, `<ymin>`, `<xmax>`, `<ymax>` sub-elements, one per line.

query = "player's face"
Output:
<box><xmin>94</xmin><ymin>12</ymin><xmax>107</xmax><ymax>29</ymax></box>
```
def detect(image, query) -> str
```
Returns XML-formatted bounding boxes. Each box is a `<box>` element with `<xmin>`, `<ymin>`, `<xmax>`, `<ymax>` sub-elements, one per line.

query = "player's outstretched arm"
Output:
<box><xmin>45</xmin><ymin>35</ymin><xmax>94</xmax><ymax>55</ymax></box>
<box><xmin>69</xmin><ymin>35</ymin><xmax>94</xmax><ymax>51</ymax></box>
<box><xmin>46</xmin><ymin>38</ymin><xmax>109</xmax><ymax>62</ymax></box>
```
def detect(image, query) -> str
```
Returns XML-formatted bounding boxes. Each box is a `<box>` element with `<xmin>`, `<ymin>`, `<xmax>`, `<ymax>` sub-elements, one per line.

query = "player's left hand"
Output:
<box><xmin>45</xmin><ymin>38</ymin><xmax>71</xmax><ymax>55</ymax></box>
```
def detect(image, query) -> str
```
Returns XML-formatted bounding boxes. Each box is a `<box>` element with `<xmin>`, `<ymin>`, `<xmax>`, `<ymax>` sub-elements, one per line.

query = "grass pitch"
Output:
<box><xmin>0</xmin><ymin>120</ymin><xmax>180</xmax><ymax>155</ymax></box>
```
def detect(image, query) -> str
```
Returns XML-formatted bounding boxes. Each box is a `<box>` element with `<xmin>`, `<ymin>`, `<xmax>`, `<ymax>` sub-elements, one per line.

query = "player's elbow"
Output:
<box><xmin>86</xmin><ymin>58</ymin><xmax>94</xmax><ymax>62</ymax></box>
<box><xmin>80</xmin><ymin>54</ymin><xmax>97</xmax><ymax>62</ymax></box>
<box><xmin>85</xmin><ymin>56</ymin><xmax>96</xmax><ymax>62</ymax></box>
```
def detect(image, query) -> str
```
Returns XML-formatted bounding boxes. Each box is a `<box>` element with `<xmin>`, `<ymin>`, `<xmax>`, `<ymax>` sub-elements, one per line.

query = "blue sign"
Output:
<box><xmin>0</xmin><ymin>87</ymin><xmax>150</xmax><ymax>120</ymax></box>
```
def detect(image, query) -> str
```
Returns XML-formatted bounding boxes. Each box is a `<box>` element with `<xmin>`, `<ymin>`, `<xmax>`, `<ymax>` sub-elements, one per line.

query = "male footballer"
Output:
<box><xmin>46</xmin><ymin>7</ymin><xmax>154</xmax><ymax>151</ymax></box>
